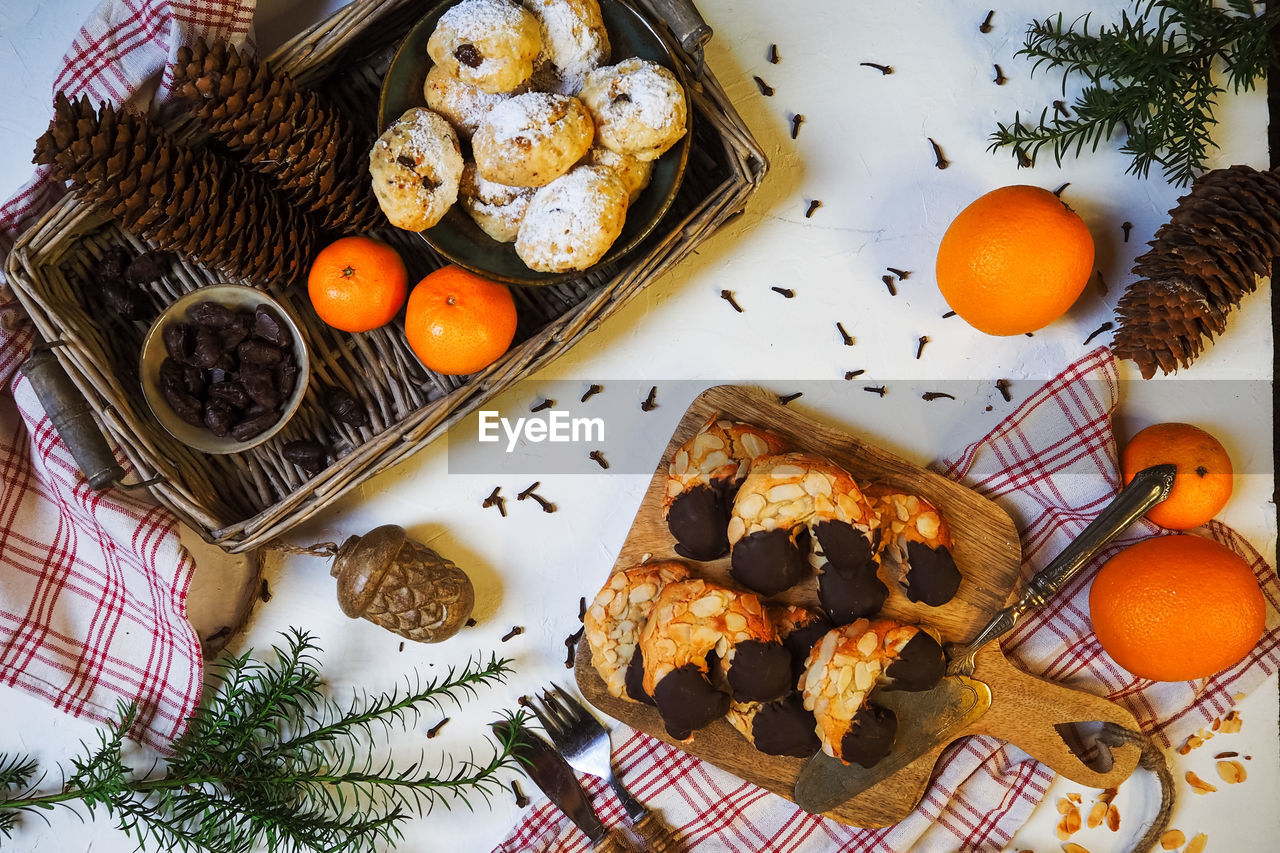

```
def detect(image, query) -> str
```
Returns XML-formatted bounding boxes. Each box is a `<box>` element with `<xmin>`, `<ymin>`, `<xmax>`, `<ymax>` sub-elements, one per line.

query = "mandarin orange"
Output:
<box><xmin>1089</xmin><ymin>535</ymin><xmax>1264</xmax><ymax>682</ymax></box>
<box><xmin>935</xmin><ymin>185</ymin><xmax>1094</xmax><ymax>335</ymax></box>
<box><xmin>307</xmin><ymin>236</ymin><xmax>408</xmax><ymax>333</ymax></box>
<box><xmin>404</xmin><ymin>265</ymin><xmax>517</xmax><ymax>375</ymax></box>
<box><xmin>1122</xmin><ymin>422</ymin><xmax>1233</xmax><ymax>530</ymax></box>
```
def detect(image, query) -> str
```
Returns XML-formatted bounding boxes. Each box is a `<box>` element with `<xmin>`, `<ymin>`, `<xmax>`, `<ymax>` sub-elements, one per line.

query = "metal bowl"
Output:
<box><xmin>377</xmin><ymin>0</ymin><xmax>691</xmax><ymax>286</ymax></box>
<box><xmin>139</xmin><ymin>284</ymin><xmax>310</xmax><ymax>455</ymax></box>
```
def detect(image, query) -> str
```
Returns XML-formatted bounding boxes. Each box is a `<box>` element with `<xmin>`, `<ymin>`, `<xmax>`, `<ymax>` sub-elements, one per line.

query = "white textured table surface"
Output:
<box><xmin>0</xmin><ymin>1</ymin><xmax>1276</xmax><ymax>851</ymax></box>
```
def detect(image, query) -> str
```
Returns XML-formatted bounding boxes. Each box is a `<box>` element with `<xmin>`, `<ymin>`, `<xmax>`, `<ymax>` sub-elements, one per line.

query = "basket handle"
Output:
<box><xmin>642</xmin><ymin>0</ymin><xmax>713</xmax><ymax>56</ymax></box>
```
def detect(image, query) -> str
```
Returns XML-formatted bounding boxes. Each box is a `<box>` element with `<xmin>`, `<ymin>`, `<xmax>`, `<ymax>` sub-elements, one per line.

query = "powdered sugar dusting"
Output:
<box><xmin>580</xmin><ymin>57</ymin><xmax>686</xmax><ymax>160</ymax></box>
<box><xmin>522</xmin><ymin>0</ymin><xmax>610</xmax><ymax>94</ymax></box>
<box><xmin>516</xmin><ymin>165</ymin><xmax>628</xmax><ymax>270</ymax></box>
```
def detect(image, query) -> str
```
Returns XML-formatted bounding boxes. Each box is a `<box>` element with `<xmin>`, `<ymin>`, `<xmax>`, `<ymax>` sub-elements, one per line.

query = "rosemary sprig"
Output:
<box><xmin>0</xmin><ymin>629</ymin><xmax>523</xmax><ymax>852</ymax></box>
<box><xmin>990</xmin><ymin>0</ymin><xmax>1279</xmax><ymax>185</ymax></box>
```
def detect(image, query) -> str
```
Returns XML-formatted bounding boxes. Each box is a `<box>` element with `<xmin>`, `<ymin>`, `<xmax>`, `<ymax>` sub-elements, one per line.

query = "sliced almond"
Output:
<box><xmin>1056</xmin><ymin>797</ymin><xmax>1074</xmax><ymax>815</ymax></box>
<box><xmin>1055</xmin><ymin>807</ymin><xmax>1081</xmax><ymax>839</ymax></box>
<box><xmin>1062</xmin><ymin>843</ymin><xmax>1092</xmax><ymax>853</ymax></box>
<box><xmin>1067</xmin><ymin>792</ymin><xmax>1082</xmax><ymax>804</ymax></box>
<box><xmin>1099</xmin><ymin>786</ymin><xmax>1118</xmax><ymax>804</ymax></box>
<box><xmin>1220</xmin><ymin>710</ymin><xmax>1243</xmax><ymax>733</ymax></box>
<box><xmin>1160</xmin><ymin>829</ymin><xmax>1185</xmax><ymax>850</ymax></box>
<box><xmin>1185</xmin><ymin>770</ymin><xmax>1218</xmax><ymax>794</ymax></box>
<box><xmin>1216</xmin><ymin>759</ymin><xmax>1247</xmax><ymax>784</ymax></box>
<box><xmin>1186</xmin><ymin>832</ymin><xmax>1208</xmax><ymax>853</ymax></box>
<box><xmin>1106</xmin><ymin>803</ymin><xmax>1120</xmax><ymax>832</ymax></box>
<box><xmin>1087</xmin><ymin>801</ymin><xmax>1107</xmax><ymax>829</ymax></box>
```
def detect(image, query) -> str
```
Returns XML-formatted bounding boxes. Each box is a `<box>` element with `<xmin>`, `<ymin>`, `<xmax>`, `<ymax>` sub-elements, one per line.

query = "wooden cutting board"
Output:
<box><xmin>575</xmin><ymin>384</ymin><xmax>1140</xmax><ymax>827</ymax></box>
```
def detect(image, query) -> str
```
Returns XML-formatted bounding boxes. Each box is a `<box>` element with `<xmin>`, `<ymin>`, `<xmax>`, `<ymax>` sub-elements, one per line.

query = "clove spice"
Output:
<box><xmin>995</xmin><ymin>379</ymin><xmax>1012</xmax><ymax>401</ymax></box>
<box><xmin>427</xmin><ymin>717</ymin><xmax>450</xmax><ymax>738</ymax></box>
<box><xmin>993</xmin><ymin>63</ymin><xmax>1007</xmax><ymax>85</ymax></box>
<box><xmin>886</xmin><ymin>267</ymin><xmax>910</xmax><ymax>280</ymax></box>
<box><xmin>915</xmin><ymin>335</ymin><xmax>929</xmax><ymax>359</ymax></box>
<box><xmin>720</xmin><ymin>289</ymin><xmax>743</xmax><ymax>312</ymax></box>
<box><xmin>768</xmin><ymin>43</ymin><xmax>780</xmax><ymax>64</ymax></box>
<box><xmin>805</xmin><ymin>199</ymin><xmax>822</xmax><ymax>218</ymax></box>
<box><xmin>864</xmin><ymin>385</ymin><xmax>887</xmax><ymax>397</ymax></box>
<box><xmin>844</xmin><ymin>369</ymin><xmax>865</xmax><ymax>380</ymax></box>
<box><xmin>530</xmin><ymin>398</ymin><xmax>554</xmax><ymax>412</ymax></box>
<box><xmin>1053</xmin><ymin>182</ymin><xmax>1070</xmax><ymax>197</ymax></box>
<box><xmin>641</xmin><ymin>385</ymin><xmax>658</xmax><ymax>411</ymax></box>
<box><xmin>752</xmin><ymin>75</ymin><xmax>774</xmax><ymax>96</ymax></box>
<box><xmin>578</xmin><ymin>596</ymin><xmax>587</xmax><ymax>622</ymax></box>
<box><xmin>259</xmin><ymin>578</ymin><xmax>272</xmax><ymax>603</ymax></box>
<box><xmin>1053</xmin><ymin>99</ymin><xmax>1071</xmax><ymax>118</ymax></box>
<box><xmin>580</xmin><ymin>384</ymin><xmax>603</xmax><ymax>402</ymax></box>
<box><xmin>778</xmin><ymin>391</ymin><xmax>803</xmax><ymax>405</ymax></box>
<box><xmin>511</xmin><ymin>780</ymin><xmax>530</xmax><ymax>808</ymax></box>
<box><xmin>790</xmin><ymin>113</ymin><xmax>804</xmax><ymax>139</ymax></box>
<box><xmin>859</xmin><ymin>62</ymin><xmax>893</xmax><ymax>75</ymax></box>
<box><xmin>922</xmin><ymin>391</ymin><xmax>955</xmax><ymax>401</ymax></box>
<box><xmin>980</xmin><ymin>9</ymin><xmax>995</xmax><ymax>32</ymax></box>
<box><xmin>1122</xmin><ymin>221</ymin><xmax>1133</xmax><ymax>242</ymax></box>
<box><xmin>882</xmin><ymin>275</ymin><xmax>898</xmax><ymax>296</ymax></box>
<box><xmin>482</xmin><ymin>486</ymin><xmax>506</xmax><ymax>517</ymax></box>
<box><xmin>589</xmin><ymin>450</ymin><xmax>609</xmax><ymax>469</ymax></box>
<box><xmin>1083</xmin><ymin>321</ymin><xmax>1114</xmax><ymax>346</ymax></box>
<box><xmin>564</xmin><ymin>625</ymin><xmax>585</xmax><ymax>668</ymax></box>
<box><xmin>836</xmin><ymin>322</ymin><xmax>854</xmax><ymax>346</ymax></box>
<box><xmin>771</xmin><ymin>286</ymin><xmax>795</xmax><ymax>298</ymax></box>
<box><xmin>942</xmin><ymin>310</ymin><xmax>957</xmax><ymax>318</ymax></box>
<box><xmin>500</xmin><ymin>626</ymin><xmax>524</xmax><ymax>642</ymax></box>
<box><xmin>928</xmin><ymin>138</ymin><xmax>949</xmax><ymax>169</ymax></box>
<box><xmin>1014</xmin><ymin>146</ymin><xmax>1032</xmax><ymax>168</ymax></box>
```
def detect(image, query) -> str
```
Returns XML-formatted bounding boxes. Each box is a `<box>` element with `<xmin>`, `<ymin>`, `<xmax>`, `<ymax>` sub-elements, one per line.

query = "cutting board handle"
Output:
<box><xmin>969</xmin><ymin>647</ymin><xmax>1142</xmax><ymax>789</ymax></box>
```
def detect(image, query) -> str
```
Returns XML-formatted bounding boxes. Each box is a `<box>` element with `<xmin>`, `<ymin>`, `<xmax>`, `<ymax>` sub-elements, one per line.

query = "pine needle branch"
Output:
<box><xmin>990</xmin><ymin>0</ymin><xmax>1280</xmax><ymax>185</ymax></box>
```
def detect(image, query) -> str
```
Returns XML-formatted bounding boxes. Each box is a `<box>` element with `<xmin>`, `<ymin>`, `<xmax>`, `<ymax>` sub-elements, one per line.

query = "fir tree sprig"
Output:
<box><xmin>0</xmin><ymin>628</ymin><xmax>523</xmax><ymax>852</ymax></box>
<box><xmin>989</xmin><ymin>0</ymin><xmax>1279</xmax><ymax>186</ymax></box>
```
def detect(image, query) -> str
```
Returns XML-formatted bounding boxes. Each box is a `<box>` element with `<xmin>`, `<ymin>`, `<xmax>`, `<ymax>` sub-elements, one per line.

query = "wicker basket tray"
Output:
<box><xmin>3</xmin><ymin>0</ymin><xmax>766</xmax><ymax>553</ymax></box>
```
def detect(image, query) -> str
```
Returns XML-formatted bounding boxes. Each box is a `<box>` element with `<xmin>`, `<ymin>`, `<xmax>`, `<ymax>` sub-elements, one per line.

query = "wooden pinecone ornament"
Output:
<box><xmin>33</xmin><ymin>93</ymin><xmax>318</xmax><ymax>283</ymax></box>
<box><xmin>170</xmin><ymin>39</ymin><xmax>384</xmax><ymax>233</ymax></box>
<box><xmin>331</xmin><ymin>525</ymin><xmax>476</xmax><ymax>643</ymax></box>
<box><xmin>1112</xmin><ymin>165</ymin><xmax>1280</xmax><ymax>379</ymax></box>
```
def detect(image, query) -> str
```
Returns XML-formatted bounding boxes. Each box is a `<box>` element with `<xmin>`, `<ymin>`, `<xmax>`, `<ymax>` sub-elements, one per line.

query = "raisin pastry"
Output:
<box><xmin>515</xmin><ymin>165</ymin><xmax>628</xmax><ymax>272</ymax></box>
<box><xmin>426</xmin><ymin>0</ymin><xmax>542</xmax><ymax>94</ymax></box>
<box><xmin>423</xmin><ymin>64</ymin><xmax>518</xmax><ymax>140</ymax></box>
<box><xmin>458</xmin><ymin>162</ymin><xmax>535</xmax><ymax>243</ymax></box>
<box><xmin>579</xmin><ymin>58</ymin><xmax>688</xmax><ymax>161</ymax></box>
<box><xmin>639</xmin><ymin>578</ymin><xmax>792</xmax><ymax>740</ymax></box>
<box><xmin>368</xmin><ymin>107</ymin><xmax>464</xmax><ymax>231</ymax></box>
<box><xmin>663</xmin><ymin>415</ymin><xmax>790</xmax><ymax>562</ymax></box>
<box><xmin>521</xmin><ymin>0</ymin><xmax>610</xmax><ymax>96</ymax></box>
<box><xmin>581</xmin><ymin>146</ymin><xmax>653</xmax><ymax>206</ymax></box>
<box><xmin>584</xmin><ymin>559</ymin><xmax>691</xmax><ymax>703</ymax></box>
<box><xmin>725</xmin><ymin>605</ymin><xmax>830</xmax><ymax>757</ymax></box>
<box><xmin>863</xmin><ymin>484</ymin><xmax>962</xmax><ymax>607</ymax></box>
<box><xmin>801</xmin><ymin>618</ymin><xmax>946</xmax><ymax>767</ymax></box>
<box><xmin>727</xmin><ymin>452</ymin><xmax>883</xmax><ymax>613</ymax></box>
<box><xmin>472</xmin><ymin>92</ymin><xmax>594</xmax><ymax>187</ymax></box>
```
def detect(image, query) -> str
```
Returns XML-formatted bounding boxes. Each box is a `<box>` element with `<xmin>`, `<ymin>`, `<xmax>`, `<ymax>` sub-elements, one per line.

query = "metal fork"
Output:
<box><xmin>527</xmin><ymin>684</ymin><xmax>680</xmax><ymax>852</ymax></box>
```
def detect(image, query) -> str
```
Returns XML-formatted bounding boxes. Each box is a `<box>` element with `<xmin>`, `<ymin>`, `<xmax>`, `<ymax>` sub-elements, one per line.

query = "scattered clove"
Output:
<box><xmin>864</xmin><ymin>385</ymin><xmax>887</xmax><ymax>397</ymax></box>
<box><xmin>980</xmin><ymin>9</ymin><xmax>995</xmax><ymax>32</ymax></box>
<box><xmin>996</xmin><ymin>379</ymin><xmax>1012</xmax><ymax>401</ymax></box>
<box><xmin>522</xmin><ymin>488</ymin><xmax>556</xmax><ymax>513</ymax></box>
<box><xmin>859</xmin><ymin>62</ymin><xmax>893</xmax><ymax>75</ymax></box>
<box><xmin>778</xmin><ymin>391</ymin><xmax>803</xmax><ymax>405</ymax></box>
<box><xmin>641</xmin><ymin>385</ymin><xmax>658</xmax><ymax>411</ymax></box>
<box><xmin>805</xmin><ymin>199</ymin><xmax>822</xmax><ymax>218</ymax></box>
<box><xmin>1053</xmin><ymin>99</ymin><xmax>1071</xmax><ymax>118</ymax></box>
<box><xmin>928</xmin><ymin>138</ymin><xmax>949</xmax><ymax>169</ymax></box>
<box><xmin>1083</xmin><ymin>321</ymin><xmax>1114</xmax><ymax>346</ymax></box>
<box><xmin>790</xmin><ymin>113</ymin><xmax>804</xmax><ymax>139</ymax></box>
<box><xmin>836</xmin><ymin>322</ymin><xmax>854</xmax><ymax>346</ymax></box>
<box><xmin>517</xmin><ymin>481</ymin><xmax>540</xmax><ymax>500</ymax></box>
<box><xmin>259</xmin><ymin>578</ymin><xmax>272</xmax><ymax>603</ymax></box>
<box><xmin>942</xmin><ymin>310</ymin><xmax>957</xmax><ymax>318</ymax></box>
<box><xmin>398</xmin><ymin>642</ymin><xmax>405</xmax><ymax>652</ymax></box>
<box><xmin>768</xmin><ymin>43</ymin><xmax>780</xmax><ymax>64</ymax></box>
<box><xmin>915</xmin><ymin>335</ymin><xmax>929</xmax><ymax>359</ymax></box>
<box><xmin>993</xmin><ymin>63</ymin><xmax>1007</xmax><ymax>85</ymax></box>
<box><xmin>578</xmin><ymin>596</ymin><xmax>587</xmax><ymax>622</ymax></box>
<box><xmin>1054</xmin><ymin>182</ymin><xmax>1070</xmax><ymax>197</ymax></box>
<box><xmin>501</xmin><ymin>626</ymin><xmax>524</xmax><ymax>642</ymax></box>
<box><xmin>530</xmin><ymin>398</ymin><xmax>554</xmax><ymax>412</ymax></box>
<box><xmin>1095</xmin><ymin>269</ymin><xmax>1109</xmax><ymax>295</ymax></box>
<box><xmin>843</xmin><ymin>369</ymin><xmax>865</xmax><ymax>380</ymax></box>
<box><xmin>1015</xmin><ymin>146</ymin><xmax>1032</xmax><ymax>168</ymax></box>
<box><xmin>589</xmin><ymin>450</ymin><xmax>609</xmax><ymax>469</ymax></box>
<box><xmin>882</xmin><ymin>275</ymin><xmax>898</xmax><ymax>296</ymax></box>
<box><xmin>465</xmin><ymin>617</ymin><xmax>478</xmax><ymax>628</ymax></box>
<box><xmin>427</xmin><ymin>717</ymin><xmax>450</xmax><ymax>738</ymax></box>
<box><xmin>580</xmin><ymin>384</ymin><xmax>603</xmax><ymax>402</ymax></box>
<box><xmin>720</xmin><ymin>289</ymin><xmax>743</xmax><ymax>312</ymax></box>
<box><xmin>483</xmin><ymin>486</ymin><xmax>506</xmax><ymax>516</ymax></box>
<box><xmin>771</xmin><ymin>286</ymin><xmax>795</xmax><ymax>298</ymax></box>
<box><xmin>752</xmin><ymin>75</ymin><xmax>775</xmax><ymax>96</ymax></box>
<box><xmin>564</xmin><ymin>625</ymin><xmax>585</xmax><ymax>668</ymax></box>
<box><xmin>511</xmin><ymin>780</ymin><xmax>530</xmax><ymax>808</ymax></box>
<box><xmin>1122</xmin><ymin>221</ymin><xmax>1133</xmax><ymax>242</ymax></box>
<box><xmin>886</xmin><ymin>267</ymin><xmax>910</xmax><ymax>280</ymax></box>
<box><xmin>922</xmin><ymin>391</ymin><xmax>955</xmax><ymax>401</ymax></box>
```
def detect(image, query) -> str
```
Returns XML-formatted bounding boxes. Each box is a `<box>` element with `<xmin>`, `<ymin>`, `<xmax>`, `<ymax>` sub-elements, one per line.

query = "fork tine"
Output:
<box><xmin>549</xmin><ymin>683</ymin><xmax>590</xmax><ymax>725</ymax></box>
<box><xmin>536</xmin><ymin>689</ymin><xmax>574</xmax><ymax>737</ymax></box>
<box><xmin>523</xmin><ymin>694</ymin><xmax>560</xmax><ymax>736</ymax></box>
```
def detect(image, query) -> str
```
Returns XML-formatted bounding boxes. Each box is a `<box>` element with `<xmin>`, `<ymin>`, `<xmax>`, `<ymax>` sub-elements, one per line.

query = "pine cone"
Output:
<box><xmin>34</xmin><ymin>93</ymin><xmax>319</xmax><ymax>284</ymax></box>
<box><xmin>170</xmin><ymin>39</ymin><xmax>384</xmax><ymax>233</ymax></box>
<box><xmin>1112</xmin><ymin>165</ymin><xmax>1280</xmax><ymax>378</ymax></box>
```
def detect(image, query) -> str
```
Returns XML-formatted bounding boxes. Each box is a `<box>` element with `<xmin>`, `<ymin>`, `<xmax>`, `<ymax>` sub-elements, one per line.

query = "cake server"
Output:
<box><xmin>794</xmin><ymin>463</ymin><xmax>1177</xmax><ymax>815</ymax></box>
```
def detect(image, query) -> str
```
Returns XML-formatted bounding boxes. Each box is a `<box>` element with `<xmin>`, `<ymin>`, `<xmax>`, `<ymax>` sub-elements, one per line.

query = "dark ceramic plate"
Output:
<box><xmin>377</xmin><ymin>0</ymin><xmax>691</xmax><ymax>286</ymax></box>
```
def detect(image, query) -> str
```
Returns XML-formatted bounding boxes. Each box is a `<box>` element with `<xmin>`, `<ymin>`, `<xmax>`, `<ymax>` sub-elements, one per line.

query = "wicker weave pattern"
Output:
<box><xmin>4</xmin><ymin>0</ymin><xmax>767</xmax><ymax>553</ymax></box>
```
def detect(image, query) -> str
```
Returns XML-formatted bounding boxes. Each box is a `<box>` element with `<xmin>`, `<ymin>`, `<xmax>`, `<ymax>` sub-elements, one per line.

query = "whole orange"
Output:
<box><xmin>1089</xmin><ymin>535</ymin><xmax>1264</xmax><ymax>682</ymax></box>
<box><xmin>935</xmin><ymin>185</ymin><xmax>1095</xmax><ymax>335</ymax></box>
<box><xmin>1122</xmin><ymin>422</ymin><xmax>1233</xmax><ymax>530</ymax></box>
<box><xmin>307</xmin><ymin>236</ymin><xmax>408</xmax><ymax>333</ymax></box>
<box><xmin>404</xmin><ymin>265</ymin><xmax>518</xmax><ymax>375</ymax></box>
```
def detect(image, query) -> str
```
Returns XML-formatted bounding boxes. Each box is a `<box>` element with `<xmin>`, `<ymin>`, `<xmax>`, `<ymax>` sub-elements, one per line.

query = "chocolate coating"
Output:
<box><xmin>903</xmin><ymin>542</ymin><xmax>962</xmax><ymax>606</ymax></box>
<box><xmin>727</xmin><ymin>640</ymin><xmax>793</xmax><ymax>703</ymax></box>
<box><xmin>730</xmin><ymin>526</ymin><xmax>811</xmax><ymax>596</ymax></box>
<box><xmin>782</xmin><ymin>617</ymin><xmax>834</xmax><ymax>683</ymax></box>
<box><xmin>885</xmin><ymin>631</ymin><xmax>947</xmax><ymax>692</ymax></box>
<box><xmin>652</xmin><ymin>664</ymin><xmax>731</xmax><ymax>740</ymax></box>
<box><xmin>624</xmin><ymin>648</ymin><xmax>656</xmax><ymax>705</ymax></box>
<box><xmin>668</xmin><ymin>481</ymin><xmax>734</xmax><ymax>561</ymax></box>
<box><xmin>751</xmin><ymin>694</ymin><xmax>821</xmax><ymax>757</ymax></box>
<box><xmin>812</xmin><ymin>519</ymin><xmax>876</xmax><ymax>573</ymax></box>
<box><xmin>817</xmin><ymin>561</ymin><xmax>888</xmax><ymax>625</ymax></box>
<box><xmin>840</xmin><ymin>703</ymin><xmax>897</xmax><ymax>768</ymax></box>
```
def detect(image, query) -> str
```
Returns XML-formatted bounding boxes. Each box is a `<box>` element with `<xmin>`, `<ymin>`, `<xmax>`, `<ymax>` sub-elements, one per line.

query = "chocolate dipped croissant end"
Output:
<box><xmin>863</xmin><ymin>484</ymin><xmax>962</xmax><ymax>607</ymax></box>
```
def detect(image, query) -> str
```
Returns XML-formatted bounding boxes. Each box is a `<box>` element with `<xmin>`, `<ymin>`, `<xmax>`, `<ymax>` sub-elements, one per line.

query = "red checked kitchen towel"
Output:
<box><xmin>495</xmin><ymin>347</ymin><xmax>1280</xmax><ymax>853</ymax></box>
<box><xmin>0</xmin><ymin>0</ymin><xmax>255</xmax><ymax>749</ymax></box>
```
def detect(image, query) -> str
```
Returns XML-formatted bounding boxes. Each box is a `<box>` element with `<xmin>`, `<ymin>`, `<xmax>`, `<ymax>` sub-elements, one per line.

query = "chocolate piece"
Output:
<box><xmin>782</xmin><ymin>617</ymin><xmax>833</xmax><ymax>682</ymax></box>
<box><xmin>902</xmin><ymin>542</ymin><xmax>961</xmax><ymax>606</ymax></box>
<box><xmin>192</xmin><ymin>324</ymin><xmax>223</xmax><ymax>369</ymax></box>
<box><xmin>884</xmin><ymin>631</ymin><xmax>946</xmax><ymax>692</ymax></box>
<box><xmin>752</xmin><ymin>695</ymin><xmax>821</xmax><ymax>758</ymax></box>
<box><xmin>817</xmin><ymin>561</ymin><xmax>889</xmax><ymax>625</ymax></box>
<box><xmin>727</xmin><ymin>640</ymin><xmax>792</xmax><ymax>703</ymax></box>
<box><xmin>253</xmin><ymin>305</ymin><xmax>286</xmax><ymax>346</ymax></box>
<box><xmin>730</xmin><ymin>526</ymin><xmax>811</xmax><ymax>596</ymax></box>
<box><xmin>839</xmin><ymin>703</ymin><xmax>897</xmax><ymax>768</ymax></box>
<box><xmin>219</xmin><ymin>317</ymin><xmax>251</xmax><ymax>350</ymax></box>
<box><xmin>237</xmin><ymin>339</ymin><xmax>283</xmax><ymax>366</ymax></box>
<box><xmin>624</xmin><ymin>649</ymin><xmax>656</xmax><ymax>705</ymax></box>
<box><xmin>667</xmin><ymin>481</ymin><xmax>734</xmax><ymax>561</ymax></box>
<box><xmin>282</xmin><ymin>439</ymin><xmax>327</xmax><ymax>475</ymax></box>
<box><xmin>813</xmin><ymin>519</ymin><xmax>877</xmax><ymax>573</ymax></box>
<box><xmin>241</xmin><ymin>365</ymin><xmax>281</xmax><ymax>410</ymax></box>
<box><xmin>163</xmin><ymin>322</ymin><xmax>193</xmax><ymax>363</ymax></box>
<box><xmin>652</xmin><ymin>663</ymin><xmax>730</xmax><ymax>740</ymax></box>
<box><xmin>203</xmin><ymin>400</ymin><xmax>234</xmax><ymax>437</ymax></box>
<box><xmin>276</xmin><ymin>355</ymin><xmax>300</xmax><ymax>398</ymax></box>
<box><xmin>324</xmin><ymin>385</ymin><xmax>368</xmax><ymax>427</ymax></box>
<box><xmin>188</xmin><ymin>300</ymin><xmax>238</xmax><ymax>328</ymax></box>
<box><xmin>124</xmin><ymin>251</ymin><xmax>171</xmax><ymax>285</ymax></box>
<box><xmin>208</xmin><ymin>381</ymin><xmax>249</xmax><ymax>410</ymax></box>
<box><xmin>230</xmin><ymin>410</ymin><xmax>279</xmax><ymax>442</ymax></box>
